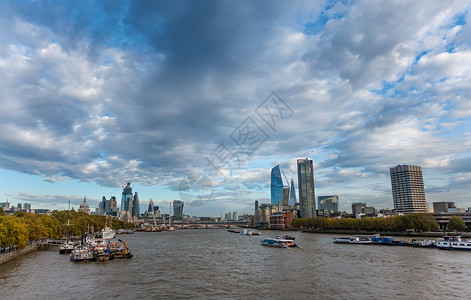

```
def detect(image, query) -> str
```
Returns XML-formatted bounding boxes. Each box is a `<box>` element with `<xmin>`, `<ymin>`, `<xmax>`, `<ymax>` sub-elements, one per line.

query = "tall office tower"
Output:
<box><xmin>289</xmin><ymin>179</ymin><xmax>297</xmax><ymax>205</ymax></box>
<box><xmin>132</xmin><ymin>192</ymin><xmax>140</xmax><ymax>218</ymax></box>
<box><xmin>148</xmin><ymin>199</ymin><xmax>155</xmax><ymax>214</ymax></box>
<box><xmin>318</xmin><ymin>195</ymin><xmax>339</xmax><ymax>212</ymax></box>
<box><xmin>110</xmin><ymin>196</ymin><xmax>117</xmax><ymax>209</ymax></box>
<box><xmin>232</xmin><ymin>211</ymin><xmax>238</xmax><ymax>221</ymax></box>
<box><xmin>390</xmin><ymin>165</ymin><xmax>427</xmax><ymax>213</ymax></box>
<box><xmin>173</xmin><ymin>200</ymin><xmax>184</xmax><ymax>219</ymax></box>
<box><xmin>121</xmin><ymin>183</ymin><xmax>133</xmax><ymax>214</ymax></box>
<box><xmin>271</xmin><ymin>165</ymin><xmax>284</xmax><ymax>205</ymax></box>
<box><xmin>297</xmin><ymin>158</ymin><xmax>316</xmax><ymax>218</ymax></box>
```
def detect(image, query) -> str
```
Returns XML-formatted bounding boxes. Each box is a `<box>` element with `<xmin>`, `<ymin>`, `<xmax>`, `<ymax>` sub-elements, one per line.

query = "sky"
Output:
<box><xmin>1</xmin><ymin>0</ymin><xmax>471</xmax><ymax>217</ymax></box>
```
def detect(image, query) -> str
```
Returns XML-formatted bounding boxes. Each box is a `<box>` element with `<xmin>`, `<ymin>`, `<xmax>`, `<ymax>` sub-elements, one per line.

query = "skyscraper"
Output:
<box><xmin>318</xmin><ymin>195</ymin><xmax>339</xmax><ymax>212</ymax></box>
<box><xmin>121</xmin><ymin>182</ymin><xmax>133</xmax><ymax>215</ymax></box>
<box><xmin>271</xmin><ymin>165</ymin><xmax>284</xmax><ymax>205</ymax></box>
<box><xmin>297</xmin><ymin>158</ymin><xmax>316</xmax><ymax>218</ymax></box>
<box><xmin>390</xmin><ymin>165</ymin><xmax>427</xmax><ymax>214</ymax></box>
<box><xmin>132</xmin><ymin>192</ymin><xmax>140</xmax><ymax>219</ymax></box>
<box><xmin>289</xmin><ymin>179</ymin><xmax>297</xmax><ymax>205</ymax></box>
<box><xmin>173</xmin><ymin>200</ymin><xmax>184</xmax><ymax>219</ymax></box>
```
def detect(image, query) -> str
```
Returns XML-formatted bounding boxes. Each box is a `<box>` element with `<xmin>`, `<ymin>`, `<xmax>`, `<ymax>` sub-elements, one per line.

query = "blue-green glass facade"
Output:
<box><xmin>271</xmin><ymin>165</ymin><xmax>284</xmax><ymax>205</ymax></box>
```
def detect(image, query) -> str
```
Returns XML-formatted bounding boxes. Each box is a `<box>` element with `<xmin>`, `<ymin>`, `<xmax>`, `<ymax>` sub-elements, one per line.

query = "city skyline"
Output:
<box><xmin>1</xmin><ymin>1</ymin><xmax>471</xmax><ymax>216</ymax></box>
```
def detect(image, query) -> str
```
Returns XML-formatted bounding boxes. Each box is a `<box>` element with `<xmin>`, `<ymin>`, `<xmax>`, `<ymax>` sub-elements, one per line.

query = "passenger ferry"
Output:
<box><xmin>261</xmin><ymin>238</ymin><xmax>298</xmax><ymax>248</ymax></box>
<box><xmin>436</xmin><ymin>236</ymin><xmax>471</xmax><ymax>250</ymax></box>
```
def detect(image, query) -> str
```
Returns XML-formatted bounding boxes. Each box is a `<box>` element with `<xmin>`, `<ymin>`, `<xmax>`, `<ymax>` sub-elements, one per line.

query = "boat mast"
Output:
<box><xmin>169</xmin><ymin>202</ymin><xmax>172</xmax><ymax>228</ymax></box>
<box><xmin>162</xmin><ymin>203</ymin><xmax>166</xmax><ymax>227</ymax></box>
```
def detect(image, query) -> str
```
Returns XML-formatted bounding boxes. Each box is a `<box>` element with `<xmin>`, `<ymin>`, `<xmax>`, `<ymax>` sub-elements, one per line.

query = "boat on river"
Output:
<box><xmin>333</xmin><ymin>235</ymin><xmax>373</xmax><ymax>244</ymax></box>
<box><xmin>101</xmin><ymin>216</ymin><xmax>116</xmax><ymax>239</ymax></box>
<box><xmin>261</xmin><ymin>238</ymin><xmax>298</xmax><ymax>248</ymax></box>
<box><xmin>70</xmin><ymin>245</ymin><xmax>95</xmax><ymax>262</ymax></box>
<box><xmin>436</xmin><ymin>236</ymin><xmax>471</xmax><ymax>250</ymax></box>
<box><xmin>240</xmin><ymin>229</ymin><xmax>253</xmax><ymax>235</ymax></box>
<box><xmin>411</xmin><ymin>239</ymin><xmax>436</xmax><ymax>248</ymax></box>
<box><xmin>276</xmin><ymin>235</ymin><xmax>295</xmax><ymax>240</ymax></box>
<box><xmin>334</xmin><ymin>235</ymin><xmax>410</xmax><ymax>246</ymax></box>
<box><xmin>59</xmin><ymin>240</ymin><xmax>75</xmax><ymax>254</ymax></box>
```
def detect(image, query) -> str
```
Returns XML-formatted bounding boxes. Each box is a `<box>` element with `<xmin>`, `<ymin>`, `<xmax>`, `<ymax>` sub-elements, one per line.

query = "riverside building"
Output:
<box><xmin>390</xmin><ymin>165</ymin><xmax>427</xmax><ymax>214</ymax></box>
<box><xmin>297</xmin><ymin>158</ymin><xmax>316</xmax><ymax>218</ymax></box>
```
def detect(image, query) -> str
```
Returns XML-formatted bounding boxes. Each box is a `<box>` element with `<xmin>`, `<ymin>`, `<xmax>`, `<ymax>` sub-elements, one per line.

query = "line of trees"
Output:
<box><xmin>51</xmin><ymin>210</ymin><xmax>133</xmax><ymax>237</ymax></box>
<box><xmin>0</xmin><ymin>211</ymin><xmax>62</xmax><ymax>251</ymax></box>
<box><xmin>292</xmin><ymin>213</ymin><xmax>439</xmax><ymax>232</ymax></box>
<box><xmin>0</xmin><ymin>209</ymin><xmax>134</xmax><ymax>251</ymax></box>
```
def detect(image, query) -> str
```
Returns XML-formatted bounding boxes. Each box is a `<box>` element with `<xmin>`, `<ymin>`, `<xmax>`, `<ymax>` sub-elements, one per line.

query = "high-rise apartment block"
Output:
<box><xmin>297</xmin><ymin>158</ymin><xmax>316</xmax><ymax>218</ymax></box>
<box><xmin>390</xmin><ymin>165</ymin><xmax>427</xmax><ymax>214</ymax></box>
<box><xmin>318</xmin><ymin>195</ymin><xmax>339</xmax><ymax>212</ymax></box>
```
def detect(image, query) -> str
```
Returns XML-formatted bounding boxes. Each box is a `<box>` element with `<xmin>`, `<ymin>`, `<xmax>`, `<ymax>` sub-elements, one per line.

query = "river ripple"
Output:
<box><xmin>1</xmin><ymin>230</ymin><xmax>470</xmax><ymax>299</ymax></box>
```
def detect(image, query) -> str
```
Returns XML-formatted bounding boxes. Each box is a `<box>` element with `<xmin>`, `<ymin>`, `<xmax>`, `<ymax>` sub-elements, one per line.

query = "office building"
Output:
<box><xmin>121</xmin><ymin>183</ymin><xmax>133</xmax><ymax>213</ymax></box>
<box><xmin>289</xmin><ymin>179</ymin><xmax>297</xmax><ymax>205</ymax></box>
<box><xmin>132</xmin><ymin>192</ymin><xmax>140</xmax><ymax>218</ymax></box>
<box><xmin>318</xmin><ymin>195</ymin><xmax>339</xmax><ymax>212</ymax></box>
<box><xmin>352</xmin><ymin>203</ymin><xmax>366</xmax><ymax>215</ymax></box>
<box><xmin>297</xmin><ymin>158</ymin><xmax>316</xmax><ymax>218</ymax></box>
<box><xmin>271</xmin><ymin>165</ymin><xmax>284</xmax><ymax>205</ymax></box>
<box><xmin>232</xmin><ymin>211</ymin><xmax>238</xmax><ymax>221</ymax></box>
<box><xmin>173</xmin><ymin>200</ymin><xmax>184</xmax><ymax>219</ymax></box>
<box><xmin>390</xmin><ymin>165</ymin><xmax>427</xmax><ymax>214</ymax></box>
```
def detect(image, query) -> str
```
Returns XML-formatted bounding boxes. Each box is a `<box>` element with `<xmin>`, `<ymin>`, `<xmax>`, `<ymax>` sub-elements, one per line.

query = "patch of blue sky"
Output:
<box><xmin>370</xmin><ymin>80</ymin><xmax>402</xmax><ymax>97</ymax></box>
<box><xmin>303</xmin><ymin>0</ymin><xmax>349</xmax><ymax>35</ymax></box>
<box><xmin>446</xmin><ymin>41</ymin><xmax>456</xmax><ymax>53</ymax></box>
<box><xmin>452</xmin><ymin>10</ymin><xmax>468</xmax><ymax>27</ymax></box>
<box><xmin>414</xmin><ymin>51</ymin><xmax>429</xmax><ymax>63</ymax></box>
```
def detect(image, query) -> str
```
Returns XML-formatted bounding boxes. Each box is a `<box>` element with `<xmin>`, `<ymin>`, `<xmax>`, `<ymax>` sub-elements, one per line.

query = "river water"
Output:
<box><xmin>1</xmin><ymin>230</ymin><xmax>470</xmax><ymax>299</ymax></box>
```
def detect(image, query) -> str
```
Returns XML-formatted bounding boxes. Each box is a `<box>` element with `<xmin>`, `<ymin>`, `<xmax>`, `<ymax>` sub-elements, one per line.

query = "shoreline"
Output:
<box><xmin>0</xmin><ymin>243</ymin><xmax>55</xmax><ymax>265</ymax></box>
<box><xmin>301</xmin><ymin>229</ymin><xmax>471</xmax><ymax>238</ymax></box>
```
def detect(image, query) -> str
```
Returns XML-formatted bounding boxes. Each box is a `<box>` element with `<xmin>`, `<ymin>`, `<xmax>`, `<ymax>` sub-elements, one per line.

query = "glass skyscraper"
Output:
<box><xmin>390</xmin><ymin>165</ymin><xmax>427</xmax><ymax>213</ymax></box>
<box><xmin>271</xmin><ymin>165</ymin><xmax>284</xmax><ymax>205</ymax></box>
<box><xmin>289</xmin><ymin>179</ymin><xmax>297</xmax><ymax>205</ymax></box>
<box><xmin>121</xmin><ymin>182</ymin><xmax>133</xmax><ymax>213</ymax></box>
<box><xmin>173</xmin><ymin>200</ymin><xmax>184</xmax><ymax>219</ymax></box>
<box><xmin>132</xmin><ymin>192</ymin><xmax>140</xmax><ymax>218</ymax></box>
<box><xmin>297</xmin><ymin>158</ymin><xmax>316</xmax><ymax>218</ymax></box>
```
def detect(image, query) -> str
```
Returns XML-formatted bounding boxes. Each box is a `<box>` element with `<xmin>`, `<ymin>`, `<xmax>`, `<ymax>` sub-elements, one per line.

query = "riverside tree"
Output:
<box><xmin>292</xmin><ymin>213</ymin><xmax>438</xmax><ymax>232</ymax></box>
<box><xmin>447</xmin><ymin>216</ymin><xmax>466</xmax><ymax>231</ymax></box>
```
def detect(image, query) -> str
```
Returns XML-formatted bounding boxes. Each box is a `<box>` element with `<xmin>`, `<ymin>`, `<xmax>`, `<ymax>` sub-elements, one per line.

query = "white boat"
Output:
<box><xmin>101</xmin><ymin>217</ymin><xmax>116</xmax><ymax>239</ymax></box>
<box><xmin>333</xmin><ymin>235</ymin><xmax>373</xmax><ymax>244</ymax></box>
<box><xmin>240</xmin><ymin>229</ymin><xmax>253</xmax><ymax>236</ymax></box>
<box><xmin>59</xmin><ymin>240</ymin><xmax>75</xmax><ymax>254</ymax></box>
<box><xmin>101</xmin><ymin>227</ymin><xmax>116</xmax><ymax>239</ymax></box>
<box><xmin>70</xmin><ymin>245</ymin><xmax>95</xmax><ymax>262</ymax></box>
<box><xmin>411</xmin><ymin>239</ymin><xmax>436</xmax><ymax>248</ymax></box>
<box><xmin>261</xmin><ymin>238</ymin><xmax>298</xmax><ymax>248</ymax></box>
<box><xmin>436</xmin><ymin>236</ymin><xmax>471</xmax><ymax>250</ymax></box>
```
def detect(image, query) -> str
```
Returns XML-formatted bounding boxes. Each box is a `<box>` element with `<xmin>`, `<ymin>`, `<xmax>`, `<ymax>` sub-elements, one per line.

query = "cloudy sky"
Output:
<box><xmin>1</xmin><ymin>0</ymin><xmax>471</xmax><ymax>216</ymax></box>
